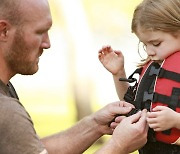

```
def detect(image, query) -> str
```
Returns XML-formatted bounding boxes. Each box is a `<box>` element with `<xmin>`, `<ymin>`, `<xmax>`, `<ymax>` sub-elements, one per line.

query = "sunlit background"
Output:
<box><xmin>11</xmin><ymin>0</ymin><xmax>144</xmax><ymax>153</ymax></box>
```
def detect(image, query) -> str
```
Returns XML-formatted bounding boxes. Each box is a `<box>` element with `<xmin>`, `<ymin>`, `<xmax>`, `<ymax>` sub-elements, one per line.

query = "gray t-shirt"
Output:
<box><xmin>0</xmin><ymin>80</ymin><xmax>46</xmax><ymax>154</ymax></box>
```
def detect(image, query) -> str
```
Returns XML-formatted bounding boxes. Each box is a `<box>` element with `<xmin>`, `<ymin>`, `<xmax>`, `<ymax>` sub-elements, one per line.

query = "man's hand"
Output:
<box><xmin>111</xmin><ymin>109</ymin><xmax>148</xmax><ymax>153</ymax></box>
<box><xmin>91</xmin><ymin>101</ymin><xmax>135</xmax><ymax>135</ymax></box>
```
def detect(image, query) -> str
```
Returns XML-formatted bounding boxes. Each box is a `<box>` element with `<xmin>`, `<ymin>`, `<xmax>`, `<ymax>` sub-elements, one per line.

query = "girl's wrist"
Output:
<box><xmin>174</xmin><ymin>112</ymin><xmax>180</xmax><ymax>129</ymax></box>
<box><xmin>112</xmin><ymin>68</ymin><xmax>126</xmax><ymax>78</ymax></box>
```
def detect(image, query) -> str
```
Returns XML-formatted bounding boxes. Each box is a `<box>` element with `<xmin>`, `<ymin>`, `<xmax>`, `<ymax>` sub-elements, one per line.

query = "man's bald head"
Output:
<box><xmin>0</xmin><ymin>0</ymin><xmax>23</xmax><ymax>25</ymax></box>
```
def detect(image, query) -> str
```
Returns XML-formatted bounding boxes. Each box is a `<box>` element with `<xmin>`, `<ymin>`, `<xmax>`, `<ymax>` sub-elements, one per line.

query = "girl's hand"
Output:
<box><xmin>98</xmin><ymin>46</ymin><xmax>124</xmax><ymax>75</ymax></box>
<box><xmin>147</xmin><ymin>106</ymin><xmax>178</xmax><ymax>131</ymax></box>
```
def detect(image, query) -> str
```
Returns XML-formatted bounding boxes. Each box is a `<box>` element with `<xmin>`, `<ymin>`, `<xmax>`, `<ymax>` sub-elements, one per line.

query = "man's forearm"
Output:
<box><xmin>41</xmin><ymin>115</ymin><xmax>103</xmax><ymax>154</ymax></box>
<box><xmin>95</xmin><ymin>139</ymin><xmax>128</xmax><ymax>154</ymax></box>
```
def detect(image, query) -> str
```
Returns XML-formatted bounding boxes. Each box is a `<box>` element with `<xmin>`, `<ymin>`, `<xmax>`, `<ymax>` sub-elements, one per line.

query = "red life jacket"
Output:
<box><xmin>121</xmin><ymin>51</ymin><xmax>180</xmax><ymax>144</ymax></box>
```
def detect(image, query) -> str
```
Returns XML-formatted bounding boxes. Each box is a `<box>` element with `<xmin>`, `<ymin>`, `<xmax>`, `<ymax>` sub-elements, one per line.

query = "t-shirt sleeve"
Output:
<box><xmin>0</xmin><ymin>96</ymin><xmax>47</xmax><ymax>154</ymax></box>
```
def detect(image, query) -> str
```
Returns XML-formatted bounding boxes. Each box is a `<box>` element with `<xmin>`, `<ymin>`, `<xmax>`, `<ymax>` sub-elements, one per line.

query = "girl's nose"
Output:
<box><xmin>146</xmin><ymin>47</ymin><xmax>155</xmax><ymax>56</ymax></box>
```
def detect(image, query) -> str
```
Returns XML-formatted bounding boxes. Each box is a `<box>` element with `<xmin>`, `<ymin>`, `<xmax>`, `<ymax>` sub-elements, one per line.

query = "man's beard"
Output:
<box><xmin>5</xmin><ymin>29</ymin><xmax>39</xmax><ymax>76</ymax></box>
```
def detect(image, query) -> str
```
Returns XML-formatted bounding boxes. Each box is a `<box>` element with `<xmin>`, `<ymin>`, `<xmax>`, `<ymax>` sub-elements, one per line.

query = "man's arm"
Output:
<box><xmin>41</xmin><ymin>101</ymin><xmax>134</xmax><ymax>154</ymax></box>
<box><xmin>41</xmin><ymin>115</ymin><xmax>102</xmax><ymax>154</ymax></box>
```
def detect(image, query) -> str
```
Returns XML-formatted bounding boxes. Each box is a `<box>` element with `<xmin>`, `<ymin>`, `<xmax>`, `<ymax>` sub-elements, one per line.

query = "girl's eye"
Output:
<box><xmin>153</xmin><ymin>42</ymin><xmax>161</xmax><ymax>46</ymax></box>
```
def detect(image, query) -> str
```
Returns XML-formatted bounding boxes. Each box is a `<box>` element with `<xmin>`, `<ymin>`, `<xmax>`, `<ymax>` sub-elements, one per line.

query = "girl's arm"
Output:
<box><xmin>98</xmin><ymin>46</ymin><xmax>129</xmax><ymax>100</ymax></box>
<box><xmin>113</xmin><ymin>68</ymin><xmax>129</xmax><ymax>100</ymax></box>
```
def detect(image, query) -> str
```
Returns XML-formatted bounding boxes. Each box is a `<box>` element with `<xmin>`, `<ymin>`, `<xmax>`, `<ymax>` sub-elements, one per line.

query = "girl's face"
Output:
<box><xmin>136</xmin><ymin>29</ymin><xmax>180</xmax><ymax>61</ymax></box>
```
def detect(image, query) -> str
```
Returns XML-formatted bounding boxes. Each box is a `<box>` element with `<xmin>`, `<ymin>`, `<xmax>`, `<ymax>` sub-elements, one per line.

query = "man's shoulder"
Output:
<box><xmin>0</xmin><ymin>94</ymin><xmax>46</xmax><ymax>154</ymax></box>
<box><xmin>0</xmin><ymin>94</ymin><xmax>31</xmax><ymax>128</ymax></box>
<box><xmin>0</xmin><ymin>94</ymin><xmax>22</xmax><ymax>114</ymax></box>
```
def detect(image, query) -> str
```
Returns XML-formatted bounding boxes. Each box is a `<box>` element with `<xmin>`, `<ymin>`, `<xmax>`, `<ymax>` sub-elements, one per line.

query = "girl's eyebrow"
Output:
<box><xmin>147</xmin><ymin>39</ymin><xmax>161</xmax><ymax>43</ymax></box>
<box><xmin>139</xmin><ymin>37</ymin><xmax>160</xmax><ymax>43</ymax></box>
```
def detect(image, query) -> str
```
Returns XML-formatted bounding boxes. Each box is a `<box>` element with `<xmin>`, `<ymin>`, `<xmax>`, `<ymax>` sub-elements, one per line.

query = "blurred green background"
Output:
<box><xmin>12</xmin><ymin>0</ymin><xmax>143</xmax><ymax>153</ymax></box>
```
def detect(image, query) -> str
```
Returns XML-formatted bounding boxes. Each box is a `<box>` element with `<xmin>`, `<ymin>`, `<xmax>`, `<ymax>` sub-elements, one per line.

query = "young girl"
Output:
<box><xmin>98</xmin><ymin>0</ymin><xmax>180</xmax><ymax>153</ymax></box>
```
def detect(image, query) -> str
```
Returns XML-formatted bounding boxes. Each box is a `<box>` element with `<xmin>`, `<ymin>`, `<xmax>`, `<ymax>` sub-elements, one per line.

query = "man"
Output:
<box><xmin>0</xmin><ymin>0</ymin><xmax>148</xmax><ymax>153</ymax></box>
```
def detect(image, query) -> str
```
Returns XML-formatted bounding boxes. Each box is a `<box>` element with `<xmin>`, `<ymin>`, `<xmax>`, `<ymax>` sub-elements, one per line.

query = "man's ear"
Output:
<box><xmin>0</xmin><ymin>20</ymin><xmax>10</xmax><ymax>41</ymax></box>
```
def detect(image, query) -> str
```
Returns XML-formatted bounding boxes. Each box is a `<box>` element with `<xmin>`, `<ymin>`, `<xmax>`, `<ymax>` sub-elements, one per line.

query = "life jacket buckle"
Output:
<box><xmin>149</xmin><ymin>64</ymin><xmax>160</xmax><ymax>76</ymax></box>
<box><xmin>143</xmin><ymin>91</ymin><xmax>154</xmax><ymax>102</ymax></box>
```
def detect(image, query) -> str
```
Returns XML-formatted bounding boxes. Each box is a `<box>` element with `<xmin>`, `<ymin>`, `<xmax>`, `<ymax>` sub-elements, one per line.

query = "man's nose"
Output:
<box><xmin>42</xmin><ymin>33</ymin><xmax>51</xmax><ymax>49</ymax></box>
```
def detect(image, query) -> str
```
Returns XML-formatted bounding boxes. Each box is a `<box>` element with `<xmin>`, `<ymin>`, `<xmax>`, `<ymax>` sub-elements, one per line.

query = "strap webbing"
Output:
<box><xmin>153</xmin><ymin>88</ymin><xmax>180</xmax><ymax>109</ymax></box>
<box><xmin>159</xmin><ymin>68</ymin><xmax>180</xmax><ymax>82</ymax></box>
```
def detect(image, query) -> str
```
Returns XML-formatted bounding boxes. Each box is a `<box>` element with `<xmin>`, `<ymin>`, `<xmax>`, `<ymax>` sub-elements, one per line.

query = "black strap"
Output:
<box><xmin>119</xmin><ymin>67</ymin><xmax>142</xmax><ymax>83</ymax></box>
<box><xmin>128</xmin><ymin>67</ymin><xmax>143</xmax><ymax>80</ymax></box>
<box><xmin>135</xmin><ymin>62</ymin><xmax>160</xmax><ymax>110</ymax></box>
<box><xmin>159</xmin><ymin>68</ymin><xmax>180</xmax><ymax>82</ymax></box>
<box><xmin>153</xmin><ymin>88</ymin><xmax>180</xmax><ymax>136</ymax></box>
<box><xmin>153</xmin><ymin>88</ymin><xmax>180</xmax><ymax>109</ymax></box>
<box><xmin>169</xmin><ymin>88</ymin><xmax>180</xmax><ymax>110</ymax></box>
<box><xmin>119</xmin><ymin>67</ymin><xmax>142</xmax><ymax>103</ymax></box>
<box><xmin>123</xmin><ymin>86</ymin><xmax>137</xmax><ymax>104</ymax></box>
